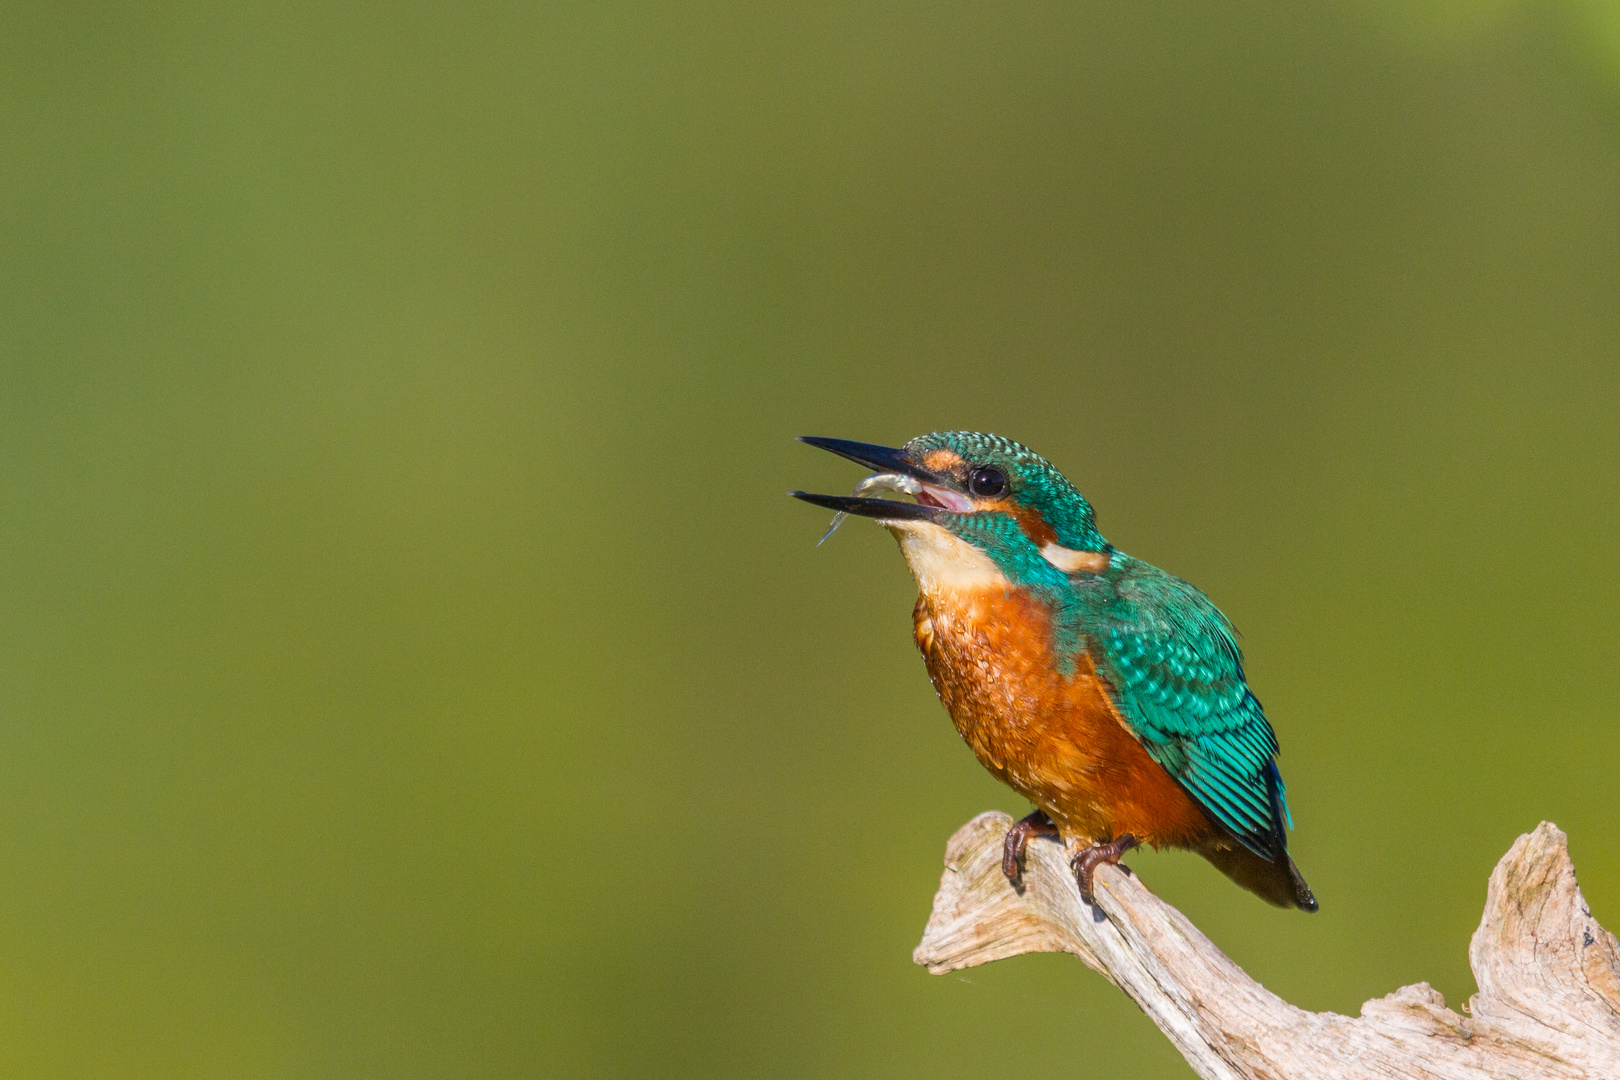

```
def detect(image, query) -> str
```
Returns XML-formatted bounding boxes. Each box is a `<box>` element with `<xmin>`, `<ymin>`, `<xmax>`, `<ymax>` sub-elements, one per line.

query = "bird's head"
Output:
<box><xmin>792</xmin><ymin>431</ymin><xmax>1110</xmax><ymax>594</ymax></box>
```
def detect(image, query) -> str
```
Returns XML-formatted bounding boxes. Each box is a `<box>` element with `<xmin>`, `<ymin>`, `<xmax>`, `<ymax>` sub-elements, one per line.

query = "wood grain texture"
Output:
<box><xmin>914</xmin><ymin>812</ymin><xmax>1620</xmax><ymax>1079</ymax></box>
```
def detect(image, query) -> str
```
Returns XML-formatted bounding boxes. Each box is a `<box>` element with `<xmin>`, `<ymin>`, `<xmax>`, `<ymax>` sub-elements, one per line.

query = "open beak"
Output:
<box><xmin>789</xmin><ymin>436</ymin><xmax>960</xmax><ymax>522</ymax></box>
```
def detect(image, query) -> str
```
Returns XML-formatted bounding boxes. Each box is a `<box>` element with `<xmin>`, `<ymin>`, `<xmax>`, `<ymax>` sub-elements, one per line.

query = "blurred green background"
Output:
<box><xmin>3</xmin><ymin>1</ymin><xmax>1619</xmax><ymax>1076</ymax></box>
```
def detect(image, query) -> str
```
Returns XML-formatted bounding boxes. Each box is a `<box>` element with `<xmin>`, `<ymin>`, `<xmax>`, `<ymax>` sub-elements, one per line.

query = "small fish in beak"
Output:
<box><xmin>817</xmin><ymin>472</ymin><xmax>924</xmax><ymax>546</ymax></box>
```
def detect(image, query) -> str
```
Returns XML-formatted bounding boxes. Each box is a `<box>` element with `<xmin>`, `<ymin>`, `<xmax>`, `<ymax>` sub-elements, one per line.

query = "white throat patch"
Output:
<box><xmin>887</xmin><ymin>521</ymin><xmax>1009</xmax><ymax>595</ymax></box>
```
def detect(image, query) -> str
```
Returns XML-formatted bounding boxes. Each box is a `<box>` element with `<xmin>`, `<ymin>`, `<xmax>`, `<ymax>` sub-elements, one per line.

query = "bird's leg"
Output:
<box><xmin>1001</xmin><ymin>809</ymin><xmax>1060</xmax><ymax>886</ymax></box>
<box><xmin>1072</xmin><ymin>834</ymin><xmax>1140</xmax><ymax>906</ymax></box>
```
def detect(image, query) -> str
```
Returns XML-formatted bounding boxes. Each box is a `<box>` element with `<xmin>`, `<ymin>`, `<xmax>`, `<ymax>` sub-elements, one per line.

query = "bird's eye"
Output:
<box><xmin>967</xmin><ymin>466</ymin><xmax>1007</xmax><ymax>498</ymax></box>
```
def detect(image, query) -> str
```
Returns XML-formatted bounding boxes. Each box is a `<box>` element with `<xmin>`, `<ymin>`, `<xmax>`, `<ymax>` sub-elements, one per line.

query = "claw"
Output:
<box><xmin>1001</xmin><ymin>809</ymin><xmax>1059</xmax><ymax>887</ymax></box>
<box><xmin>1071</xmin><ymin>834</ymin><xmax>1140</xmax><ymax>905</ymax></box>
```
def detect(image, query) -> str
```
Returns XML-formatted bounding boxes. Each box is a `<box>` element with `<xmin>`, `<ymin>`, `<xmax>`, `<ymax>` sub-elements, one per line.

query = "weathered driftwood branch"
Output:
<box><xmin>915</xmin><ymin>812</ymin><xmax>1620</xmax><ymax>1079</ymax></box>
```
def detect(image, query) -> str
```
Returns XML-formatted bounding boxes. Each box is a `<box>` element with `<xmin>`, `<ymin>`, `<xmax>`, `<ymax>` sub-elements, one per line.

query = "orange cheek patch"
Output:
<box><xmin>921</xmin><ymin>449</ymin><xmax>964</xmax><ymax>474</ymax></box>
<box><xmin>1007</xmin><ymin>504</ymin><xmax>1057</xmax><ymax>547</ymax></box>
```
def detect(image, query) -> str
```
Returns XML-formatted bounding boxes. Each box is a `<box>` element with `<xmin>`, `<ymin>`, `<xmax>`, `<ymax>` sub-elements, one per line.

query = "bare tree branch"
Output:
<box><xmin>914</xmin><ymin>812</ymin><xmax>1620</xmax><ymax>1079</ymax></box>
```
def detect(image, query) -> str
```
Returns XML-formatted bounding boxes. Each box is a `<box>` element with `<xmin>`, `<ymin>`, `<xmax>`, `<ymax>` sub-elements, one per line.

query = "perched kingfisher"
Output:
<box><xmin>792</xmin><ymin>432</ymin><xmax>1316</xmax><ymax>911</ymax></box>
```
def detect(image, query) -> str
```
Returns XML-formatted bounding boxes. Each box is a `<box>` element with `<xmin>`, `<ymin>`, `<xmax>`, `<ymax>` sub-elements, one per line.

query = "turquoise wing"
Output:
<box><xmin>1084</xmin><ymin>561</ymin><xmax>1292</xmax><ymax>860</ymax></box>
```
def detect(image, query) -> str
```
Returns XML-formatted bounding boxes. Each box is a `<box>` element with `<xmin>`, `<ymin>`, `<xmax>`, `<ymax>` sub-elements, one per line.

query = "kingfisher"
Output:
<box><xmin>792</xmin><ymin>432</ymin><xmax>1316</xmax><ymax>911</ymax></box>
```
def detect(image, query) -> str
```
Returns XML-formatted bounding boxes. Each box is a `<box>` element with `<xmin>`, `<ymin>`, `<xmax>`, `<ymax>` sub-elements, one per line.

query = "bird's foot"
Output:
<box><xmin>1001</xmin><ymin>809</ymin><xmax>1060</xmax><ymax>887</ymax></box>
<box><xmin>1071</xmin><ymin>834</ymin><xmax>1140</xmax><ymax>906</ymax></box>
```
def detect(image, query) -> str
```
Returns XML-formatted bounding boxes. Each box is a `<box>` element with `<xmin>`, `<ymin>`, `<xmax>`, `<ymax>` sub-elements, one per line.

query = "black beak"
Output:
<box><xmin>794</xmin><ymin>437</ymin><xmax>947</xmax><ymax>483</ymax></box>
<box><xmin>789</xmin><ymin>436</ymin><xmax>950</xmax><ymax>522</ymax></box>
<box><xmin>788</xmin><ymin>489</ymin><xmax>941</xmax><ymax>521</ymax></box>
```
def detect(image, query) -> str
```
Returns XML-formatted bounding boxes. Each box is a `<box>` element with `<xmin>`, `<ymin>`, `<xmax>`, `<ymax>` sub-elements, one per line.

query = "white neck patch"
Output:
<box><xmin>1040</xmin><ymin>542</ymin><xmax>1111</xmax><ymax>574</ymax></box>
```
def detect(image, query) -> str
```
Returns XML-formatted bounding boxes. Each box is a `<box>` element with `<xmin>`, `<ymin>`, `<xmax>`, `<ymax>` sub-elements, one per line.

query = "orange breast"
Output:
<box><xmin>913</xmin><ymin>587</ymin><xmax>1218</xmax><ymax>851</ymax></box>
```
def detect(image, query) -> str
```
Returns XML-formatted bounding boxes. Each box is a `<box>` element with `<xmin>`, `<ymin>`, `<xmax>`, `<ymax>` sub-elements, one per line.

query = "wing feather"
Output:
<box><xmin>1081</xmin><ymin>559</ymin><xmax>1292</xmax><ymax>860</ymax></box>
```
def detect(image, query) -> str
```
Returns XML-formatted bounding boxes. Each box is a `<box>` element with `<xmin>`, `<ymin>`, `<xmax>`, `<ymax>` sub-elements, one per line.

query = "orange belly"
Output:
<box><xmin>914</xmin><ymin>587</ymin><xmax>1217</xmax><ymax>851</ymax></box>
